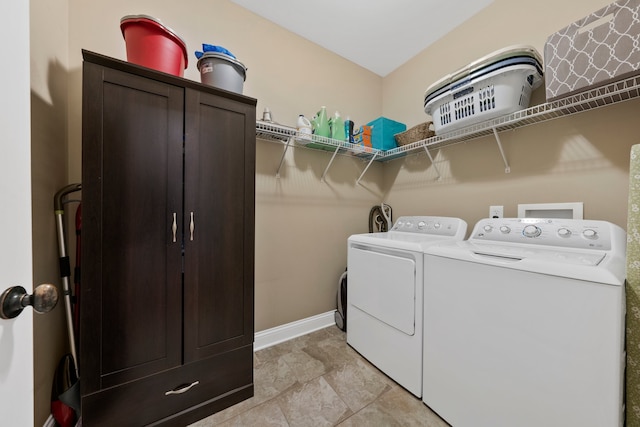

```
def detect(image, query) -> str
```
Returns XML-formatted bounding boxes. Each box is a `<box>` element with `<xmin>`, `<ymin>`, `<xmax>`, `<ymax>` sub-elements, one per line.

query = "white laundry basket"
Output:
<box><xmin>424</xmin><ymin>45</ymin><xmax>543</xmax><ymax>135</ymax></box>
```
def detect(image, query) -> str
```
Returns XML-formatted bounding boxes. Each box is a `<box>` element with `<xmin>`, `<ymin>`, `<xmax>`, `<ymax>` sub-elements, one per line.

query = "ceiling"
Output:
<box><xmin>231</xmin><ymin>0</ymin><xmax>494</xmax><ymax>77</ymax></box>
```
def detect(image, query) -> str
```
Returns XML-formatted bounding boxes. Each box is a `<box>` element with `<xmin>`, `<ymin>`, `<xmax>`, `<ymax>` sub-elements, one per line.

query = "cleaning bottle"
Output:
<box><xmin>331</xmin><ymin>111</ymin><xmax>346</xmax><ymax>141</ymax></box>
<box><xmin>297</xmin><ymin>114</ymin><xmax>312</xmax><ymax>139</ymax></box>
<box><xmin>315</xmin><ymin>106</ymin><xmax>330</xmax><ymax>138</ymax></box>
<box><xmin>344</xmin><ymin>117</ymin><xmax>354</xmax><ymax>143</ymax></box>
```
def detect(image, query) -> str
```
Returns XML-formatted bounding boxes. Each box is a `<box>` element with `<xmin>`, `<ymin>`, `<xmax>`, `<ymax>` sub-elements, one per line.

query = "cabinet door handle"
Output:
<box><xmin>172</xmin><ymin>212</ymin><xmax>177</xmax><ymax>243</ymax></box>
<box><xmin>190</xmin><ymin>212</ymin><xmax>195</xmax><ymax>241</ymax></box>
<box><xmin>165</xmin><ymin>380</ymin><xmax>200</xmax><ymax>396</ymax></box>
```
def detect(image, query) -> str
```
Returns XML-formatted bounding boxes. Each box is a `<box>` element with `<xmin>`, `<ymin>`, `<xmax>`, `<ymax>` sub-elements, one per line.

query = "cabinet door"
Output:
<box><xmin>81</xmin><ymin>62</ymin><xmax>184</xmax><ymax>394</ymax></box>
<box><xmin>183</xmin><ymin>89</ymin><xmax>255</xmax><ymax>362</ymax></box>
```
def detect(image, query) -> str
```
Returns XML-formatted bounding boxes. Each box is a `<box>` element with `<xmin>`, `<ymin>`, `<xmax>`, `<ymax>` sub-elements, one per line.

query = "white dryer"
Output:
<box><xmin>423</xmin><ymin>218</ymin><xmax>626</xmax><ymax>427</ymax></box>
<box><xmin>347</xmin><ymin>216</ymin><xmax>467</xmax><ymax>397</ymax></box>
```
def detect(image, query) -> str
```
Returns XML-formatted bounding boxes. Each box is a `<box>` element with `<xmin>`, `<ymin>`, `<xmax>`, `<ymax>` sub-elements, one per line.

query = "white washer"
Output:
<box><xmin>423</xmin><ymin>218</ymin><xmax>626</xmax><ymax>427</ymax></box>
<box><xmin>347</xmin><ymin>216</ymin><xmax>467</xmax><ymax>397</ymax></box>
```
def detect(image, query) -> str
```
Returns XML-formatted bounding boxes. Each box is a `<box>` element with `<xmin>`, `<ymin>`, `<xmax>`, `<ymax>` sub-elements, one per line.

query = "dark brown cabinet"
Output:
<box><xmin>80</xmin><ymin>50</ymin><xmax>255</xmax><ymax>426</ymax></box>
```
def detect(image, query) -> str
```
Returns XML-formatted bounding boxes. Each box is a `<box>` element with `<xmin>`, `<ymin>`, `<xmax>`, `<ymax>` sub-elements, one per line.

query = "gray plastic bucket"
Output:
<box><xmin>196</xmin><ymin>52</ymin><xmax>247</xmax><ymax>94</ymax></box>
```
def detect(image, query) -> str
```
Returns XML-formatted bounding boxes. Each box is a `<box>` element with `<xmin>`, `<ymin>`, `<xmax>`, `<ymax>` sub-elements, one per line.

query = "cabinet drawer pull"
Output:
<box><xmin>165</xmin><ymin>380</ymin><xmax>200</xmax><ymax>396</ymax></box>
<box><xmin>172</xmin><ymin>212</ymin><xmax>177</xmax><ymax>243</ymax></box>
<box><xmin>190</xmin><ymin>212</ymin><xmax>195</xmax><ymax>241</ymax></box>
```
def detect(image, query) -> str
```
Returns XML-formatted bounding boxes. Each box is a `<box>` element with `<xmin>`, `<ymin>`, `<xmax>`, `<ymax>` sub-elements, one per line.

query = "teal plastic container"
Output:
<box><xmin>366</xmin><ymin>117</ymin><xmax>406</xmax><ymax>150</ymax></box>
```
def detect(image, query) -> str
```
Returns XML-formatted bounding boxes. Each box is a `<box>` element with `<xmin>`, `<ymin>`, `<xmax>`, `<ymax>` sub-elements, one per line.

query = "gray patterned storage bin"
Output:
<box><xmin>544</xmin><ymin>0</ymin><xmax>640</xmax><ymax>101</ymax></box>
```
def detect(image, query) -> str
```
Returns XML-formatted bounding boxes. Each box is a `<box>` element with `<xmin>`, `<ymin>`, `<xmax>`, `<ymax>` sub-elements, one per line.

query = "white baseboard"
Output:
<box><xmin>254</xmin><ymin>310</ymin><xmax>336</xmax><ymax>351</ymax></box>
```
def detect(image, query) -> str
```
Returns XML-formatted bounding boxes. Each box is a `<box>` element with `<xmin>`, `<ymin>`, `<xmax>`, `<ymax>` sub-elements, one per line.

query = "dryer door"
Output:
<box><xmin>349</xmin><ymin>247</ymin><xmax>416</xmax><ymax>335</ymax></box>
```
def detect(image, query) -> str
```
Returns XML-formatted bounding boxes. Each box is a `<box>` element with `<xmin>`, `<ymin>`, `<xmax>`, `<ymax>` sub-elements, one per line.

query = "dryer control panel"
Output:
<box><xmin>471</xmin><ymin>217</ymin><xmax>625</xmax><ymax>251</ymax></box>
<box><xmin>391</xmin><ymin>216</ymin><xmax>467</xmax><ymax>238</ymax></box>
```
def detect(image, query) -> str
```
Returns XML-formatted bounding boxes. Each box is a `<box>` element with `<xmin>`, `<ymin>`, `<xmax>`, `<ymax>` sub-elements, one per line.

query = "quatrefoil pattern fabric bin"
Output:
<box><xmin>544</xmin><ymin>0</ymin><xmax>640</xmax><ymax>101</ymax></box>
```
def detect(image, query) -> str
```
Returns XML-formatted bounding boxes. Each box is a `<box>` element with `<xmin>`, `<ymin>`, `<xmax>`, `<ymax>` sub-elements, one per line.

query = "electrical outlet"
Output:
<box><xmin>490</xmin><ymin>205</ymin><xmax>504</xmax><ymax>218</ymax></box>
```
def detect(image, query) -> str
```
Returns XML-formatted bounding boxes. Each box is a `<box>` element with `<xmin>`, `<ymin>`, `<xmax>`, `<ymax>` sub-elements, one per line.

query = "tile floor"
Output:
<box><xmin>189</xmin><ymin>325</ymin><xmax>450</xmax><ymax>427</ymax></box>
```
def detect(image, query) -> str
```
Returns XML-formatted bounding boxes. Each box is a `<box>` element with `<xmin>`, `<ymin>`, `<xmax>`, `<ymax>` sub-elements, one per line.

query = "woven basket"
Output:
<box><xmin>394</xmin><ymin>121</ymin><xmax>435</xmax><ymax>146</ymax></box>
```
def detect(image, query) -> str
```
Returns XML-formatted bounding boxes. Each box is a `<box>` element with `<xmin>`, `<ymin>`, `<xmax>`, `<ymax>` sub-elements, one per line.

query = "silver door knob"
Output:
<box><xmin>0</xmin><ymin>284</ymin><xmax>58</xmax><ymax>319</ymax></box>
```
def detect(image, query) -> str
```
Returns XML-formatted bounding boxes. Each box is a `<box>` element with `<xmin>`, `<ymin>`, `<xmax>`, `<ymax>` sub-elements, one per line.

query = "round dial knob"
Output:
<box><xmin>405</xmin><ymin>222</ymin><xmax>412</xmax><ymax>228</ymax></box>
<box><xmin>583</xmin><ymin>229</ymin><xmax>598</xmax><ymax>239</ymax></box>
<box><xmin>483</xmin><ymin>225</ymin><xmax>493</xmax><ymax>233</ymax></box>
<box><xmin>557</xmin><ymin>228</ymin><xmax>572</xmax><ymax>238</ymax></box>
<box><xmin>434</xmin><ymin>222</ymin><xmax>441</xmax><ymax>229</ymax></box>
<box><xmin>418</xmin><ymin>221</ymin><xmax>426</xmax><ymax>229</ymax></box>
<box><xmin>522</xmin><ymin>225</ymin><xmax>542</xmax><ymax>238</ymax></box>
<box><xmin>499</xmin><ymin>226</ymin><xmax>511</xmax><ymax>234</ymax></box>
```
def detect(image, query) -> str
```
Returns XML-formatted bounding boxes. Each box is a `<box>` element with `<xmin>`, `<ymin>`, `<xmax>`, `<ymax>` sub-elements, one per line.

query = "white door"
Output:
<box><xmin>0</xmin><ymin>2</ymin><xmax>34</xmax><ymax>426</ymax></box>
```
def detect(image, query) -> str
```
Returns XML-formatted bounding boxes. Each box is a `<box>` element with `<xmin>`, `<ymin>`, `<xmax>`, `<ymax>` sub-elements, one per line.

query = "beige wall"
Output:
<box><xmin>382</xmin><ymin>0</ymin><xmax>637</xmax><ymax>231</ymax></box>
<box><xmin>31</xmin><ymin>0</ymin><xmax>71</xmax><ymax>425</ymax></box>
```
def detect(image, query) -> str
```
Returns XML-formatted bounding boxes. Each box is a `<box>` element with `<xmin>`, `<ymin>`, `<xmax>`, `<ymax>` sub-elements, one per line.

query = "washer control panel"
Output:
<box><xmin>391</xmin><ymin>216</ymin><xmax>467</xmax><ymax>238</ymax></box>
<box><xmin>471</xmin><ymin>218</ymin><xmax>620</xmax><ymax>250</ymax></box>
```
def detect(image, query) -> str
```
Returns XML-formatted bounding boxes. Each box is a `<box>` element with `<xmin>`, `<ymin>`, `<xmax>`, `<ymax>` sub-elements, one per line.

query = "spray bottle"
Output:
<box><xmin>344</xmin><ymin>116</ymin><xmax>354</xmax><ymax>143</ymax></box>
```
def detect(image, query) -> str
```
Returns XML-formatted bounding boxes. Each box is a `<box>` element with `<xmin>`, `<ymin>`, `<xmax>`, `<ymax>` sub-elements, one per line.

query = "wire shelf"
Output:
<box><xmin>256</xmin><ymin>120</ymin><xmax>297</xmax><ymax>143</ymax></box>
<box><xmin>382</xmin><ymin>75</ymin><xmax>640</xmax><ymax>160</ymax></box>
<box><xmin>294</xmin><ymin>134</ymin><xmax>382</xmax><ymax>160</ymax></box>
<box><xmin>254</xmin><ymin>75</ymin><xmax>640</xmax><ymax>180</ymax></box>
<box><xmin>256</xmin><ymin>120</ymin><xmax>383</xmax><ymax>161</ymax></box>
<box><xmin>256</xmin><ymin>120</ymin><xmax>383</xmax><ymax>180</ymax></box>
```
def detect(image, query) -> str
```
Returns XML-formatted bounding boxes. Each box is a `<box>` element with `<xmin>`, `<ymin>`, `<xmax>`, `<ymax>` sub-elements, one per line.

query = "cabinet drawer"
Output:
<box><xmin>81</xmin><ymin>345</ymin><xmax>254</xmax><ymax>426</ymax></box>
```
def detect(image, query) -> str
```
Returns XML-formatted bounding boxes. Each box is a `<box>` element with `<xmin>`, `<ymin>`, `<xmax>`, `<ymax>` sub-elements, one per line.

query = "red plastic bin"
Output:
<box><xmin>120</xmin><ymin>15</ymin><xmax>188</xmax><ymax>77</ymax></box>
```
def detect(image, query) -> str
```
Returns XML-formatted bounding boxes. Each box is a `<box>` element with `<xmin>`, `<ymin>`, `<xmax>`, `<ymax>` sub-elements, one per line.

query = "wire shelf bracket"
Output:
<box><xmin>422</xmin><ymin>144</ymin><xmax>442</xmax><ymax>180</ymax></box>
<box><xmin>356</xmin><ymin>151</ymin><xmax>380</xmax><ymax>185</ymax></box>
<box><xmin>492</xmin><ymin>127</ymin><xmax>510</xmax><ymax>173</ymax></box>
<box><xmin>320</xmin><ymin>143</ymin><xmax>342</xmax><ymax>182</ymax></box>
<box><xmin>275</xmin><ymin>137</ymin><xmax>294</xmax><ymax>179</ymax></box>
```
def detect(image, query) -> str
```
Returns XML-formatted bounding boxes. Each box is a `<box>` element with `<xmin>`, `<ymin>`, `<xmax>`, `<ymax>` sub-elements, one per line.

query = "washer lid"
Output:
<box><xmin>349</xmin><ymin>231</ymin><xmax>462</xmax><ymax>252</ymax></box>
<box><xmin>349</xmin><ymin>216</ymin><xmax>467</xmax><ymax>251</ymax></box>
<box><xmin>467</xmin><ymin>241</ymin><xmax>606</xmax><ymax>266</ymax></box>
<box><xmin>423</xmin><ymin>216</ymin><xmax>627</xmax><ymax>286</ymax></box>
<box><xmin>424</xmin><ymin>239</ymin><xmax>625</xmax><ymax>286</ymax></box>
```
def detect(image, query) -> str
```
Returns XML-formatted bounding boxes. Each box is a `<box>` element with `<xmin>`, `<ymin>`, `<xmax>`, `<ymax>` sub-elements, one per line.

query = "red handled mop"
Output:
<box><xmin>52</xmin><ymin>183</ymin><xmax>82</xmax><ymax>425</ymax></box>
<box><xmin>54</xmin><ymin>183</ymin><xmax>81</xmax><ymax>371</ymax></box>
